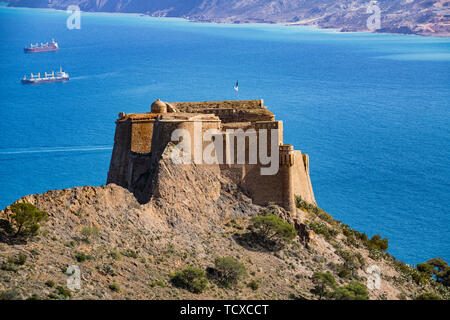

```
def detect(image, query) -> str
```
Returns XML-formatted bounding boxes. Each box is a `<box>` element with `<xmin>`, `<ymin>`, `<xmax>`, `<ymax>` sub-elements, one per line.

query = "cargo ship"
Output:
<box><xmin>21</xmin><ymin>67</ymin><xmax>69</xmax><ymax>84</ymax></box>
<box><xmin>24</xmin><ymin>39</ymin><xmax>59</xmax><ymax>53</ymax></box>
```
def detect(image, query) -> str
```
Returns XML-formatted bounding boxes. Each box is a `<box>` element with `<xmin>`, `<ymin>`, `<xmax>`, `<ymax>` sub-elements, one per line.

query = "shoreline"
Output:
<box><xmin>3</xmin><ymin>4</ymin><xmax>449</xmax><ymax>39</ymax></box>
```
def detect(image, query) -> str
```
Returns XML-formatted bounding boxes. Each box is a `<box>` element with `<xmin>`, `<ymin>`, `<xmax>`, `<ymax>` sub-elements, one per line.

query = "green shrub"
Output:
<box><xmin>55</xmin><ymin>286</ymin><xmax>72</xmax><ymax>299</ymax></box>
<box><xmin>397</xmin><ymin>293</ymin><xmax>407</xmax><ymax>300</ymax></box>
<box><xmin>109</xmin><ymin>282</ymin><xmax>121</xmax><ymax>293</ymax></box>
<box><xmin>415</xmin><ymin>292</ymin><xmax>442</xmax><ymax>300</ymax></box>
<box><xmin>316</xmin><ymin>211</ymin><xmax>335</xmax><ymax>225</ymax></box>
<box><xmin>8</xmin><ymin>203</ymin><xmax>48</xmax><ymax>237</ymax></box>
<box><xmin>251</xmin><ymin>214</ymin><xmax>296</xmax><ymax>248</ymax></box>
<box><xmin>15</xmin><ymin>254</ymin><xmax>27</xmax><ymax>265</ymax></box>
<box><xmin>337</xmin><ymin>264</ymin><xmax>352</xmax><ymax>279</ymax></box>
<box><xmin>247</xmin><ymin>279</ymin><xmax>259</xmax><ymax>291</ymax></box>
<box><xmin>308</xmin><ymin>221</ymin><xmax>338</xmax><ymax>240</ymax></box>
<box><xmin>1</xmin><ymin>254</ymin><xmax>27</xmax><ymax>271</ymax></box>
<box><xmin>110</xmin><ymin>249</ymin><xmax>121</xmax><ymax>261</ymax></box>
<box><xmin>342</xmin><ymin>227</ymin><xmax>363</xmax><ymax>247</ymax></box>
<box><xmin>98</xmin><ymin>263</ymin><xmax>116</xmax><ymax>276</ymax></box>
<box><xmin>367</xmin><ymin>234</ymin><xmax>388</xmax><ymax>251</ymax></box>
<box><xmin>122</xmin><ymin>249</ymin><xmax>139</xmax><ymax>259</ymax></box>
<box><xmin>417</xmin><ymin>262</ymin><xmax>435</xmax><ymax>276</ymax></box>
<box><xmin>0</xmin><ymin>289</ymin><xmax>21</xmax><ymax>300</ymax></box>
<box><xmin>411</xmin><ymin>270</ymin><xmax>429</xmax><ymax>285</ymax></box>
<box><xmin>416</xmin><ymin>258</ymin><xmax>449</xmax><ymax>287</ymax></box>
<box><xmin>48</xmin><ymin>292</ymin><xmax>59</xmax><ymax>299</ymax></box>
<box><xmin>75</xmin><ymin>252</ymin><xmax>87</xmax><ymax>262</ymax></box>
<box><xmin>80</xmin><ymin>226</ymin><xmax>99</xmax><ymax>242</ymax></box>
<box><xmin>295</xmin><ymin>195</ymin><xmax>308</xmax><ymax>210</ymax></box>
<box><xmin>360</xmin><ymin>232</ymin><xmax>368</xmax><ymax>242</ymax></box>
<box><xmin>150</xmin><ymin>280</ymin><xmax>166</xmax><ymax>288</ymax></box>
<box><xmin>368</xmin><ymin>248</ymin><xmax>383</xmax><ymax>260</ymax></box>
<box><xmin>1</xmin><ymin>259</ymin><xmax>19</xmax><ymax>272</ymax></box>
<box><xmin>295</xmin><ymin>196</ymin><xmax>334</xmax><ymax>223</ymax></box>
<box><xmin>64</xmin><ymin>240</ymin><xmax>78</xmax><ymax>248</ymax></box>
<box><xmin>171</xmin><ymin>267</ymin><xmax>208</xmax><ymax>293</ymax></box>
<box><xmin>213</xmin><ymin>257</ymin><xmax>247</xmax><ymax>288</ymax></box>
<box><xmin>45</xmin><ymin>280</ymin><xmax>55</xmax><ymax>288</ymax></box>
<box><xmin>331</xmin><ymin>281</ymin><xmax>369</xmax><ymax>300</ymax></box>
<box><xmin>311</xmin><ymin>272</ymin><xmax>337</xmax><ymax>300</ymax></box>
<box><xmin>295</xmin><ymin>195</ymin><xmax>316</xmax><ymax>212</ymax></box>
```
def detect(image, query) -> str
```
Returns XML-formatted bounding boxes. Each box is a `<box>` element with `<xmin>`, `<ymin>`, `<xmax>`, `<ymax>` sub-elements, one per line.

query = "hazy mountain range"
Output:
<box><xmin>7</xmin><ymin>0</ymin><xmax>450</xmax><ymax>36</ymax></box>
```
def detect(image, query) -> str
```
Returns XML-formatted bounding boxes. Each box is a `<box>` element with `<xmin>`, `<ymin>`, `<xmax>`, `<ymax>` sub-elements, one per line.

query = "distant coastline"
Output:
<box><xmin>2</xmin><ymin>5</ymin><xmax>449</xmax><ymax>40</ymax></box>
<box><xmin>6</xmin><ymin>0</ymin><xmax>450</xmax><ymax>38</ymax></box>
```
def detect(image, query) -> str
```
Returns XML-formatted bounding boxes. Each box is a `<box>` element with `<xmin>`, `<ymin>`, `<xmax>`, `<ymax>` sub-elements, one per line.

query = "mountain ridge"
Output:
<box><xmin>1</xmin><ymin>144</ymin><xmax>449</xmax><ymax>300</ymax></box>
<box><xmin>7</xmin><ymin>0</ymin><xmax>450</xmax><ymax>37</ymax></box>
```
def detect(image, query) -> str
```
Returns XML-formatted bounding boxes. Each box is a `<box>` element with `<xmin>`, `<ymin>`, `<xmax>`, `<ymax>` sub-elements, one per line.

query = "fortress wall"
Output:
<box><xmin>107</xmin><ymin>119</ymin><xmax>132</xmax><ymax>188</ymax></box>
<box><xmin>239</xmin><ymin>164</ymin><xmax>285</xmax><ymax>208</ymax></box>
<box><xmin>169</xmin><ymin>100</ymin><xmax>275</xmax><ymax>123</ymax></box>
<box><xmin>127</xmin><ymin>119</ymin><xmax>184</xmax><ymax>203</ymax></box>
<box><xmin>217</xmin><ymin>120</ymin><xmax>295</xmax><ymax>210</ymax></box>
<box><xmin>254</xmin><ymin>121</ymin><xmax>283</xmax><ymax>146</ymax></box>
<box><xmin>292</xmin><ymin>151</ymin><xmax>316</xmax><ymax>205</ymax></box>
<box><xmin>128</xmin><ymin>117</ymin><xmax>222</xmax><ymax>203</ymax></box>
<box><xmin>201</xmin><ymin>108</ymin><xmax>275</xmax><ymax>123</ymax></box>
<box><xmin>279</xmin><ymin>145</ymin><xmax>296</xmax><ymax>212</ymax></box>
<box><xmin>131</xmin><ymin>120</ymin><xmax>155</xmax><ymax>154</ymax></box>
<box><xmin>107</xmin><ymin>100</ymin><xmax>316</xmax><ymax>212</ymax></box>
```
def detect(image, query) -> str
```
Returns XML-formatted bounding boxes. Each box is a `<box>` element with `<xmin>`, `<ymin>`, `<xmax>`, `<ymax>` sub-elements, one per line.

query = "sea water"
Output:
<box><xmin>0</xmin><ymin>6</ymin><xmax>449</xmax><ymax>264</ymax></box>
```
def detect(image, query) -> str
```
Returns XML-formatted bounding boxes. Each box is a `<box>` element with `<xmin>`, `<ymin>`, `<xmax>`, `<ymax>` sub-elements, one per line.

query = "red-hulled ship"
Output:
<box><xmin>21</xmin><ymin>67</ymin><xmax>69</xmax><ymax>84</ymax></box>
<box><xmin>24</xmin><ymin>39</ymin><xmax>59</xmax><ymax>53</ymax></box>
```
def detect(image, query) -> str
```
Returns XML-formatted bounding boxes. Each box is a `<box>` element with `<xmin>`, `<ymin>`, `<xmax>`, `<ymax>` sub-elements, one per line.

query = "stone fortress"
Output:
<box><xmin>107</xmin><ymin>99</ymin><xmax>315</xmax><ymax>212</ymax></box>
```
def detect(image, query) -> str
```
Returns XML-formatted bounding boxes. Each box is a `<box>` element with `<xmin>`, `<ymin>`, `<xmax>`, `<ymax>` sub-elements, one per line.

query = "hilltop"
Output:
<box><xmin>7</xmin><ymin>0</ymin><xmax>450</xmax><ymax>37</ymax></box>
<box><xmin>1</xmin><ymin>145</ymin><xmax>448</xmax><ymax>300</ymax></box>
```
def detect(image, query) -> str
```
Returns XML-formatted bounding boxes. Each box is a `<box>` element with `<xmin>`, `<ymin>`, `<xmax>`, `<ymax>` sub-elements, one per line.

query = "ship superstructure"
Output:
<box><xmin>21</xmin><ymin>67</ymin><xmax>69</xmax><ymax>84</ymax></box>
<box><xmin>24</xmin><ymin>39</ymin><xmax>59</xmax><ymax>53</ymax></box>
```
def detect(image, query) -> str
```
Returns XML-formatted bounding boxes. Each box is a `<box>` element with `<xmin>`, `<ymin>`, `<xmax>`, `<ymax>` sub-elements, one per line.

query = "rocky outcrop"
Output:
<box><xmin>8</xmin><ymin>0</ymin><xmax>450</xmax><ymax>36</ymax></box>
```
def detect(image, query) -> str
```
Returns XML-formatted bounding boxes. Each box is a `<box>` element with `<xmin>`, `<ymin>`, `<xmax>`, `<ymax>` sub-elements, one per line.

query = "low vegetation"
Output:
<box><xmin>109</xmin><ymin>282</ymin><xmax>121</xmax><ymax>293</ymax></box>
<box><xmin>0</xmin><ymin>203</ymin><xmax>48</xmax><ymax>238</ymax></box>
<box><xmin>311</xmin><ymin>272</ymin><xmax>337</xmax><ymax>300</ymax></box>
<box><xmin>210</xmin><ymin>257</ymin><xmax>247</xmax><ymax>288</ymax></box>
<box><xmin>50</xmin><ymin>286</ymin><xmax>71</xmax><ymax>299</ymax></box>
<box><xmin>250</xmin><ymin>214</ymin><xmax>296</xmax><ymax>249</ymax></box>
<box><xmin>331</xmin><ymin>281</ymin><xmax>369</xmax><ymax>300</ymax></box>
<box><xmin>247</xmin><ymin>279</ymin><xmax>259</xmax><ymax>291</ymax></box>
<box><xmin>80</xmin><ymin>225</ymin><xmax>99</xmax><ymax>243</ymax></box>
<box><xmin>416</xmin><ymin>258</ymin><xmax>449</xmax><ymax>287</ymax></box>
<box><xmin>310</xmin><ymin>272</ymin><xmax>368</xmax><ymax>300</ymax></box>
<box><xmin>171</xmin><ymin>267</ymin><xmax>208</xmax><ymax>293</ymax></box>
<box><xmin>415</xmin><ymin>292</ymin><xmax>443</xmax><ymax>300</ymax></box>
<box><xmin>1</xmin><ymin>254</ymin><xmax>27</xmax><ymax>272</ymax></box>
<box><xmin>0</xmin><ymin>186</ymin><xmax>447</xmax><ymax>300</ymax></box>
<box><xmin>0</xmin><ymin>289</ymin><xmax>21</xmax><ymax>300</ymax></box>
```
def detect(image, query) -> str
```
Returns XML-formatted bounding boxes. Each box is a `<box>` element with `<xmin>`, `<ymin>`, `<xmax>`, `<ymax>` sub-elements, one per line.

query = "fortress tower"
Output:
<box><xmin>107</xmin><ymin>99</ymin><xmax>316</xmax><ymax>211</ymax></box>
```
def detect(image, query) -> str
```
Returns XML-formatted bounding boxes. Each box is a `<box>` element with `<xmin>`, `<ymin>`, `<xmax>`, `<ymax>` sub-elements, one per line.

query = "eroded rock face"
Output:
<box><xmin>151</xmin><ymin>145</ymin><xmax>221</xmax><ymax>208</ymax></box>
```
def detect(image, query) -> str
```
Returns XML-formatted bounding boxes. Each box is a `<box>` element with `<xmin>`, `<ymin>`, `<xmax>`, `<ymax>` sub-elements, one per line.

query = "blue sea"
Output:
<box><xmin>0</xmin><ymin>6</ymin><xmax>449</xmax><ymax>264</ymax></box>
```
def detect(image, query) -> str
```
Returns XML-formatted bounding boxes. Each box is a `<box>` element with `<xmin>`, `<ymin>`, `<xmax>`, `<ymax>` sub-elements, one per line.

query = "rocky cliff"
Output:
<box><xmin>1</xmin><ymin>145</ymin><xmax>448</xmax><ymax>300</ymax></box>
<box><xmin>7</xmin><ymin>0</ymin><xmax>450</xmax><ymax>36</ymax></box>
